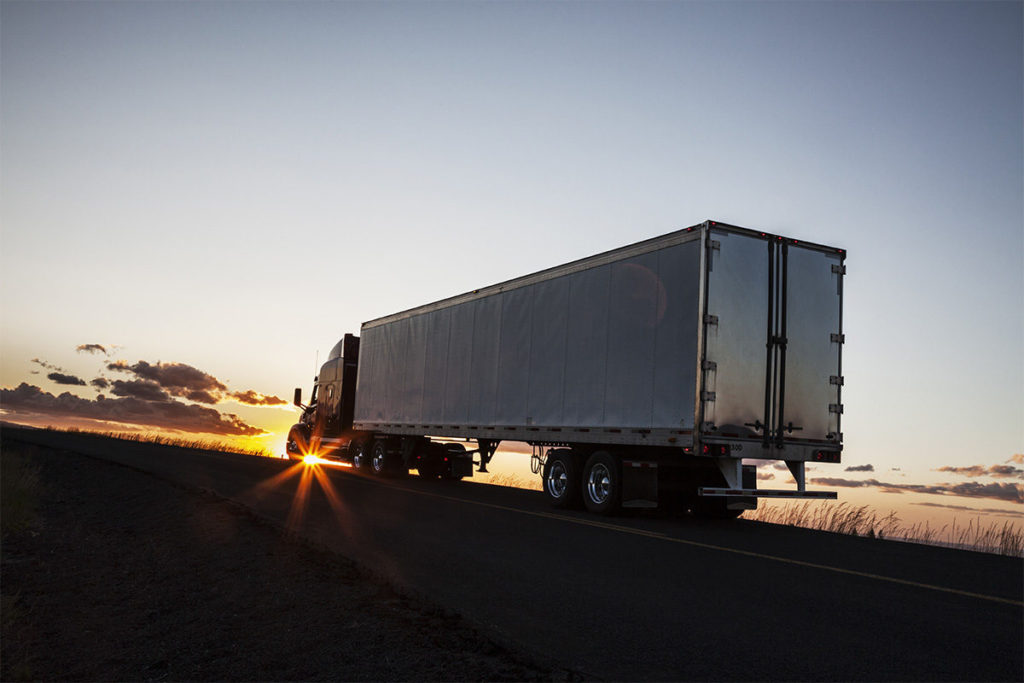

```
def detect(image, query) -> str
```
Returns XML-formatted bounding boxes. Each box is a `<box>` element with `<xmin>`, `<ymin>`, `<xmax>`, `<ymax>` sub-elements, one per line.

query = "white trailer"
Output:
<box><xmin>290</xmin><ymin>220</ymin><xmax>845</xmax><ymax>516</ymax></box>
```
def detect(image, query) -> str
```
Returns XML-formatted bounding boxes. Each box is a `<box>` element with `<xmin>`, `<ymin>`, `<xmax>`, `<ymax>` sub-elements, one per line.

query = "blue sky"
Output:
<box><xmin>2</xmin><ymin>1</ymin><xmax>1021</xmax><ymax>522</ymax></box>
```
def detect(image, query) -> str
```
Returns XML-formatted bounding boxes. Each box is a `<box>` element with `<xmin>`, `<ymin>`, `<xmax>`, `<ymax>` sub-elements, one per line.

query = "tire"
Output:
<box><xmin>351</xmin><ymin>440</ymin><xmax>370</xmax><ymax>472</ymax></box>
<box><xmin>370</xmin><ymin>440</ymin><xmax>390</xmax><ymax>477</ymax></box>
<box><xmin>582</xmin><ymin>451</ymin><xmax>621</xmax><ymax>515</ymax></box>
<box><xmin>286</xmin><ymin>426</ymin><xmax>309</xmax><ymax>461</ymax></box>
<box><xmin>542</xmin><ymin>450</ymin><xmax>581</xmax><ymax>509</ymax></box>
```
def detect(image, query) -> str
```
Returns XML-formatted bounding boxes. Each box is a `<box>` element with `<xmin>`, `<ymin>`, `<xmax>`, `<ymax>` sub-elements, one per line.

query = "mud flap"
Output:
<box><xmin>622</xmin><ymin>461</ymin><xmax>658</xmax><ymax>509</ymax></box>
<box><xmin>727</xmin><ymin>465</ymin><xmax>758</xmax><ymax>511</ymax></box>
<box><xmin>449</xmin><ymin>454</ymin><xmax>474</xmax><ymax>478</ymax></box>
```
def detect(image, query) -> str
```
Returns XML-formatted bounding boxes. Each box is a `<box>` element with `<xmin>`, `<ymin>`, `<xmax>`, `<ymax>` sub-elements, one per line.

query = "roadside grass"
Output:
<box><xmin>1</xmin><ymin>442</ymin><xmax>42</xmax><ymax>539</ymax></box>
<box><xmin>51</xmin><ymin>427</ymin><xmax>278</xmax><ymax>459</ymax></box>
<box><xmin>745</xmin><ymin>500</ymin><xmax>1024</xmax><ymax>557</ymax></box>
<box><xmin>478</xmin><ymin>472</ymin><xmax>543</xmax><ymax>491</ymax></box>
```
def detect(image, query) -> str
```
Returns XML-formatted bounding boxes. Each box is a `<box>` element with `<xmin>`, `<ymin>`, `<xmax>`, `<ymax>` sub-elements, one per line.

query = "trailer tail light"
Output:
<box><xmin>701</xmin><ymin>444</ymin><xmax>730</xmax><ymax>456</ymax></box>
<box><xmin>813</xmin><ymin>450</ymin><xmax>841</xmax><ymax>463</ymax></box>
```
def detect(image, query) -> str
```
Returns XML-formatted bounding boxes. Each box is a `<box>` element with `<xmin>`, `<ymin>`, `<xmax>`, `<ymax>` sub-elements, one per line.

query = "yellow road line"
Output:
<box><xmin>389</xmin><ymin>482</ymin><xmax>1024</xmax><ymax>608</ymax></box>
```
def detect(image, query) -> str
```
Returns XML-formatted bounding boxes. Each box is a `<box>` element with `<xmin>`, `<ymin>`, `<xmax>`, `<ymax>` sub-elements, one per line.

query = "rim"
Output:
<box><xmin>546</xmin><ymin>460</ymin><xmax>568</xmax><ymax>499</ymax></box>
<box><xmin>372</xmin><ymin>449</ymin><xmax>385</xmax><ymax>472</ymax></box>
<box><xmin>353</xmin><ymin>449</ymin><xmax>364</xmax><ymax>468</ymax></box>
<box><xmin>587</xmin><ymin>463</ymin><xmax>611</xmax><ymax>504</ymax></box>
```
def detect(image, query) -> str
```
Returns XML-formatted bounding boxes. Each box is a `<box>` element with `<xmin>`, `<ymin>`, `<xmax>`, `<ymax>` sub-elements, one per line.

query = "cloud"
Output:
<box><xmin>76</xmin><ymin>344</ymin><xmax>108</xmax><ymax>355</ymax></box>
<box><xmin>911</xmin><ymin>502</ymin><xmax>1023</xmax><ymax>517</ymax></box>
<box><xmin>105</xmin><ymin>358</ymin><xmax>285</xmax><ymax>408</ymax></box>
<box><xmin>230</xmin><ymin>390</ymin><xmax>288</xmax><ymax>406</ymax></box>
<box><xmin>108</xmin><ymin>360</ymin><xmax>227</xmax><ymax>404</ymax></box>
<box><xmin>845</xmin><ymin>464</ymin><xmax>874</xmax><ymax>472</ymax></box>
<box><xmin>1008</xmin><ymin>454</ymin><xmax>1024</xmax><ymax>465</ymax></box>
<box><xmin>91</xmin><ymin>378</ymin><xmax>109</xmax><ymax>390</ymax></box>
<box><xmin>988</xmin><ymin>465</ymin><xmax>1024</xmax><ymax>479</ymax></box>
<box><xmin>109</xmin><ymin>379</ymin><xmax>170</xmax><ymax>402</ymax></box>
<box><xmin>935</xmin><ymin>464</ymin><xmax>1024</xmax><ymax>480</ymax></box>
<box><xmin>47</xmin><ymin>372</ymin><xmax>87</xmax><ymax>386</ymax></box>
<box><xmin>31</xmin><ymin>358</ymin><xmax>63</xmax><ymax>372</ymax></box>
<box><xmin>756</xmin><ymin>471</ymin><xmax>775</xmax><ymax>481</ymax></box>
<box><xmin>809</xmin><ymin>477</ymin><xmax>1022</xmax><ymax>503</ymax></box>
<box><xmin>0</xmin><ymin>383</ymin><xmax>264</xmax><ymax>436</ymax></box>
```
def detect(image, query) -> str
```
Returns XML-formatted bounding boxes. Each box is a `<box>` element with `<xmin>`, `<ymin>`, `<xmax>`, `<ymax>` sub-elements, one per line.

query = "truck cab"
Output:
<box><xmin>286</xmin><ymin>334</ymin><xmax>360</xmax><ymax>459</ymax></box>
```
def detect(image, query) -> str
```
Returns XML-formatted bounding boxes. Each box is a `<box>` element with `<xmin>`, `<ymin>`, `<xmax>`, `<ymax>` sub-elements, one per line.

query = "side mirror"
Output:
<box><xmin>293</xmin><ymin>387</ymin><xmax>302</xmax><ymax>407</ymax></box>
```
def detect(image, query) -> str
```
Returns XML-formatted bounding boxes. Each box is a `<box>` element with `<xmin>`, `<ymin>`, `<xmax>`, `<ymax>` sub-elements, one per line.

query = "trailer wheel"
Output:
<box><xmin>351</xmin><ymin>440</ymin><xmax>370</xmax><ymax>472</ymax></box>
<box><xmin>370</xmin><ymin>441</ymin><xmax>391</xmax><ymax>477</ymax></box>
<box><xmin>582</xmin><ymin>451</ymin><xmax>621</xmax><ymax>515</ymax></box>
<box><xmin>543</xmin><ymin>450</ymin><xmax>581</xmax><ymax>509</ymax></box>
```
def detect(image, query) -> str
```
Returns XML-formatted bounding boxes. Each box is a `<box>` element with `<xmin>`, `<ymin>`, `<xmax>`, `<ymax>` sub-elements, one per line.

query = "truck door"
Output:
<box><xmin>701</xmin><ymin>227</ymin><xmax>844</xmax><ymax>448</ymax></box>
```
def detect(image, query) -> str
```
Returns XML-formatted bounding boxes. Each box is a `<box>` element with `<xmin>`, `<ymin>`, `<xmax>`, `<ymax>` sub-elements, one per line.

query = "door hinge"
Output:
<box><xmin>701</xmin><ymin>391</ymin><xmax>716</xmax><ymax>402</ymax></box>
<box><xmin>831</xmin><ymin>264</ymin><xmax>846</xmax><ymax>275</ymax></box>
<box><xmin>702</xmin><ymin>360</ymin><xmax>718</xmax><ymax>371</ymax></box>
<box><xmin>830</xmin><ymin>375</ymin><xmax>844</xmax><ymax>386</ymax></box>
<box><xmin>704</xmin><ymin>314</ymin><xmax>719</xmax><ymax>325</ymax></box>
<box><xmin>830</xmin><ymin>333</ymin><xmax>845</xmax><ymax>343</ymax></box>
<box><xmin>829</xmin><ymin>403</ymin><xmax>844</xmax><ymax>414</ymax></box>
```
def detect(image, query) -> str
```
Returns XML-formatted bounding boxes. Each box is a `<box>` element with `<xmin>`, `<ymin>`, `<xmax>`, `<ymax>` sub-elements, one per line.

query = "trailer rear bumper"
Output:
<box><xmin>699</xmin><ymin>487</ymin><xmax>837</xmax><ymax>499</ymax></box>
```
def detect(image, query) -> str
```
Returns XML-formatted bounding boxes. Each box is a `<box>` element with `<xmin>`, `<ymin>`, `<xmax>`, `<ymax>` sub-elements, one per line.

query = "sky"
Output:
<box><xmin>1</xmin><ymin>1</ymin><xmax>1021</xmax><ymax>528</ymax></box>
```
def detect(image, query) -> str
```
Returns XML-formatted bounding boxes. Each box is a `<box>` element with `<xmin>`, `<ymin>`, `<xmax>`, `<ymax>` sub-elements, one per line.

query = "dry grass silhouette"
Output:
<box><xmin>746</xmin><ymin>500</ymin><xmax>1023</xmax><ymax>557</ymax></box>
<box><xmin>55</xmin><ymin>427</ymin><xmax>278</xmax><ymax>459</ymax></box>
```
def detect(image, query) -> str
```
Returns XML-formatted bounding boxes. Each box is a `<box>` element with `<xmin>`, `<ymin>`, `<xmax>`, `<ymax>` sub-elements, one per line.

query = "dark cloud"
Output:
<box><xmin>105</xmin><ymin>358</ymin><xmax>283</xmax><ymax>409</ymax></box>
<box><xmin>186</xmin><ymin>389</ymin><xmax>221</xmax><ymax>404</ymax></box>
<box><xmin>76</xmin><ymin>344</ymin><xmax>108</xmax><ymax>355</ymax></box>
<box><xmin>935</xmin><ymin>464</ymin><xmax>1024</xmax><ymax>480</ymax></box>
<box><xmin>0</xmin><ymin>383</ymin><xmax>264</xmax><ymax>436</ymax></box>
<box><xmin>988</xmin><ymin>465</ymin><xmax>1024</xmax><ymax>479</ymax></box>
<box><xmin>810</xmin><ymin>477</ymin><xmax>1022</xmax><ymax>503</ymax></box>
<box><xmin>109</xmin><ymin>379</ymin><xmax>171</xmax><ymax>402</ymax></box>
<box><xmin>935</xmin><ymin>465</ymin><xmax>988</xmax><ymax>477</ymax></box>
<box><xmin>91</xmin><ymin>378</ymin><xmax>109</xmax><ymax>390</ymax></box>
<box><xmin>47</xmin><ymin>372</ymin><xmax>86</xmax><ymax>386</ymax></box>
<box><xmin>230</xmin><ymin>390</ymin><xmax>288</xmax><ymax>406</ymax></box>
<box><xmin>756</xmin><ymin>471</ymin><xmax>775</xmax><ymax>481</ymax></box>
<box><xmin>108</xmin><ymin>360</ymin><xmax>227</xmax><ymax>401</ymax></box>
<box><xmin>845</xmin><ymin>464</ymin><xmax>874</xmax><ymax>472</ymax></box>
<box><xmin>912</xmin><ymin>502</ymin><xmax>1023</xmax><ymax>516</ymax></box>
<box><xmin>31</xmin><ymin>358</ymin><xmax>63</xmax><ymax>372</ymax></box>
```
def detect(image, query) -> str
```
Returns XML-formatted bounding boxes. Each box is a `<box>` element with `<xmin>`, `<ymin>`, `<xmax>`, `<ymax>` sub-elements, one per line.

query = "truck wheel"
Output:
<box><xmin>351</xmin><ymin>440</ymin><xmax>370</xmax><ymax>472</ymax></box>
<box><xmin>370</xmin><ymin>441</ymin><xmax>390</xmax><ymax>477</ymax></box>
<box><xmin>582</xmin><ymin>451</ymin><xmax>621</xmax><ymax>515</ymax></box>
<box><xmin>286</xmin><ymin>426</ymin><xmax>309</xmax><ymax>461</ymax></box>
<box><xmin>543</xmin><ymin>450</ymin><xmax>581</xmax><ymax>509</ymax></box>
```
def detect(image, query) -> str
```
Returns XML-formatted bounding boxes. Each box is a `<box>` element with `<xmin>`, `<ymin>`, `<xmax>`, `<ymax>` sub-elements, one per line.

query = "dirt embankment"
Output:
<box><xmin>1</xmin><ymin>439</ymin><xmax>551</xmax><ymax>681</ymax></box>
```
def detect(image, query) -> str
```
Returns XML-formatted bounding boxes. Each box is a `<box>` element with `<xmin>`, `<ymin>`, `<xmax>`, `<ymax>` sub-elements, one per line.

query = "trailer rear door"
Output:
<box><xmin>701</xmin><ymin>227</ymin><xmax>844</xmax><ymax>447</ymax></box>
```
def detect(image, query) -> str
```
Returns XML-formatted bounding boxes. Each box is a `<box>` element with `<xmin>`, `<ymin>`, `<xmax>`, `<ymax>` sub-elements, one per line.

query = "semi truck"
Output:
<box><xmin>287</xmin><ymin>220</ymin><xmax>845</xmax><ymax>516</ymax></box>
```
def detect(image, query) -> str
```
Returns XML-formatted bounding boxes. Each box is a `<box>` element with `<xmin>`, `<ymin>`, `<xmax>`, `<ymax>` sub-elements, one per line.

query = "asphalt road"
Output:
<box><xmin>8</xmin><ymin>428</ymin><xmax>1022</xmax><ymax>681</ymax></box>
